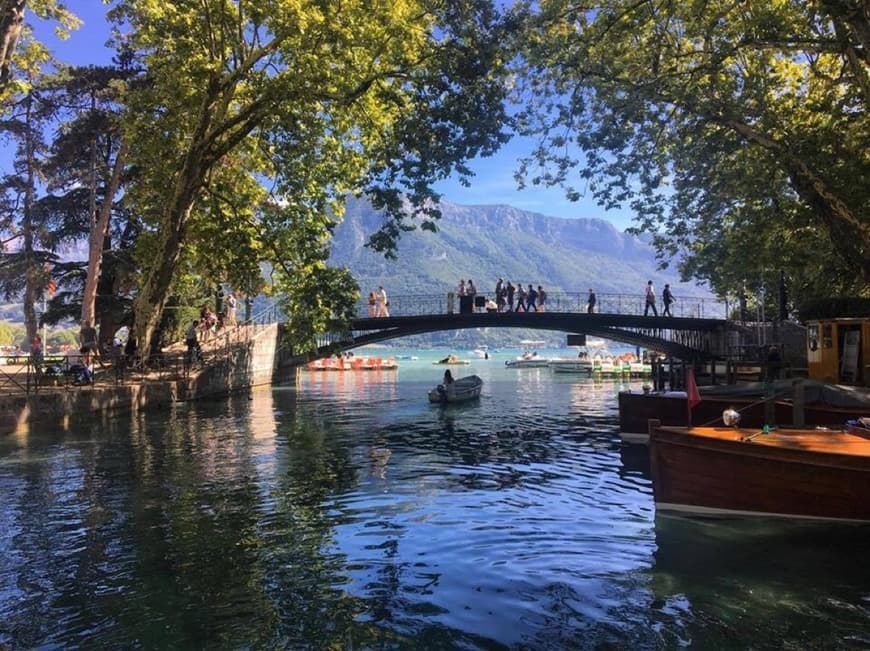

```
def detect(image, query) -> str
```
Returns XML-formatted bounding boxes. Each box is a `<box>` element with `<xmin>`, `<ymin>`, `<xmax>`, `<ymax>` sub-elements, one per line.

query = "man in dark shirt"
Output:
<box><xmin>662</xmin><ymin>284</ymin><xmax>674</xmax><ymax>316</ymax></box>
<box><xmin>526</xmin><ymin>284</ymin><xmax>538</xmax><ymax>312</ymax></box>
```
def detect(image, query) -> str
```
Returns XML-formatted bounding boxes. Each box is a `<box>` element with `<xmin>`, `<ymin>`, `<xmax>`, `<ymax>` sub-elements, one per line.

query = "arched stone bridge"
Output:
<box><xmin>310</xmin><ymin>292</ymin><xmax>740</xmax><ymax>362</ymax></box>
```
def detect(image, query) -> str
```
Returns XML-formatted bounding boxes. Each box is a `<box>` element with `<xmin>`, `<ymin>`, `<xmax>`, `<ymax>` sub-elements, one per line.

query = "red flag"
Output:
<box><xmin>686</xmin><ymin>367</ymin><xmax>701</xmax><ymax>410</ymax></box>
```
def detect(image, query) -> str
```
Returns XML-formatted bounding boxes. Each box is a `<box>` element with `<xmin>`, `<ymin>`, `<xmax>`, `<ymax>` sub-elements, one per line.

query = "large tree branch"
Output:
<box><xmin>716</xmin><ymin>115</ymin><xmax>870</xmax><ymax>278</ymax></box>
<box><xmin>0</xmin><ymin>0</ymin><xmax>25</xmax><ymax>90</ymax></box>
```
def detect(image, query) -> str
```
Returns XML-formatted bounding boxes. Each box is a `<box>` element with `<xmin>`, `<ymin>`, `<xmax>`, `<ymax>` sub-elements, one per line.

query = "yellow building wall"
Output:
<box><xmin>807</xmin><ymin>319</ymin><xmax>870</xmax><ymax>385</ymax></box>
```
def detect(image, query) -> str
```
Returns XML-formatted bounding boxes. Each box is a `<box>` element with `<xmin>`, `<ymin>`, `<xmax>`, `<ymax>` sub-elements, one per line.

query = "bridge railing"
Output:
<box><xmin>359</xmin><ymin>292</ymin><xmax>727</xmax><ymax>320</ymax></box>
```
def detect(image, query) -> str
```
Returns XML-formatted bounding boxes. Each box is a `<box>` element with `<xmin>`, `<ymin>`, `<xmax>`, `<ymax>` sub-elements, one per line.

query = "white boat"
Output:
<box><xmin>506</xmin><ymin>352</ymin><xmax>551</xmax><ymax>368</ymax></box>
<box><xmin>471</xmin><ymin>346</ymin><xmax>490</xmax><ymax>359</ymax></box>
<box><xmin>548</xmin><ymin>357</ymin><xmax>594</xmax><ymax>374</ymax></box>
<box><xmin>548</xmin><ymin>344</ymin><xmax>595</xmax><ymax>374</ymax></box>
<box><xmin>428</xmin><ymin>374</ymin><xmax>484</xmax><ymax>404</ymax></box>
<box><xmin>505</xmin><ymin>340</ymin><xmax>550</xmax><ymax>368</ymax></box>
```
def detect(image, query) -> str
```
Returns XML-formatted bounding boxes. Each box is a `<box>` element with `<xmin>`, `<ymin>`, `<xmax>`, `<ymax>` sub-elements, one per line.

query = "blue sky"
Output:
<box><xmin>28</xmin><ymin>5</ymin><xmax>634</xmax><ymax>229</ymax></box>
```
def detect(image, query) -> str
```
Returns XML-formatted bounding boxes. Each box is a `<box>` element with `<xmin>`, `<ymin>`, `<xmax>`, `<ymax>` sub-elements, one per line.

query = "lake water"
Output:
<box><xmin>1</xmin><ymin>348</ymin><xmax>869</xmax><ymax>649</ymax></box>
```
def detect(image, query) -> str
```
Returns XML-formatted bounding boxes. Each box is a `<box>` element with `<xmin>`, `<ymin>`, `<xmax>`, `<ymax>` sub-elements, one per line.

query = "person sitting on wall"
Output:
<box><xmin>69</xmin><ymin>347</ymin><xmax>94</xmax><ymax>385</ymax></box>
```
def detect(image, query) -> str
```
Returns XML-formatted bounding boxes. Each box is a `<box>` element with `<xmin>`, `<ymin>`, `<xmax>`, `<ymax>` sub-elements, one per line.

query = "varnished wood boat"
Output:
<box><xmin>619</xmin><ymin>381</ymin><xmax>870</xmax><ymax>443</ymax></box>
<box><xmin>649</xmin><ymin>424</ymin><xmax>870</xmax><ymax>522</ymax></box>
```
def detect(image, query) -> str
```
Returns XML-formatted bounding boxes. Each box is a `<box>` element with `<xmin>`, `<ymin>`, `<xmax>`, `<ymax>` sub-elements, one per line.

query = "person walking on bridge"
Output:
<box><xmin>376</xmin><ymin>286</ymin><xmax>390</xmax><ymax>317</ymax></box>
<box><xmin>537</xmin><ymin>285</ymin><xmax>547</xmax><ymax>311</ymax></box>
<box><xmin>662</xmin><ymin>284</ymin><xmax>675</xmax><ymax>317</ymax></box>
<box><xmin>644</xmin><ymin>280</ymin><xmax>658</xmax><ymax>316</ymax></box>
<box><xmin>516</xmin><ymin>284</ymin><xmax>527</xmax><ymax>312</ymax></box>
<box><xmin>526</xmin><ymin>284</ymin><xmax>538</xmax><ymax>311</ymax></box>
<box><xmin>587</xmin><ymin>289</ymin><xmax>596</xmax><ymax>314</ymax></box>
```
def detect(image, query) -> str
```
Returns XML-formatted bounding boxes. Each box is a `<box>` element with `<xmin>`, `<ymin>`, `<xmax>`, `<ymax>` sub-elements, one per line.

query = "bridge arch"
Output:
<box><xmin>312</xmin><ymin>311</ymin><xmax>737</xmax><ymax>362</ymax></box>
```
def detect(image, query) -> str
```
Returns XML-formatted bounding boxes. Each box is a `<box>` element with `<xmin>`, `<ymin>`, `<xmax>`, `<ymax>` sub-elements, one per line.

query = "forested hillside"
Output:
<box><xmin>332</xmin><ymin>197</ymin><xmax>707</xmax><ymax>299</ymax></box>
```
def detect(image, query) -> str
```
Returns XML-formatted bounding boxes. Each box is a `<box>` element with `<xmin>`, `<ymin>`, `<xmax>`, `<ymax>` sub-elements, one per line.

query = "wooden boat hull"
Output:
<box><xmin>649</xmin><ymin>426</ymin><xmax>870</xmax><ymax>522</ymax></box>
<box><xmin>619</xmin><ymin>391</ymin><xmax>870</xmax><ymax>438</ymax></box>
<box><xmin>428</xmin><ymin>375</ymin><xmax>483</xmax><ymax>404</ymax></box>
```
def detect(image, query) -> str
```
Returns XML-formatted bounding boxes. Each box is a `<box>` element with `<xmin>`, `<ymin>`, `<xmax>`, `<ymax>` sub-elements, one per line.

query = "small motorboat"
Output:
<box><xmin>505</xmin><ymin>340</ymin><xmax>549</xmax><ymax>368</ymax></box>
<box><xmin>506</xmin><ymin>351</ymin><xmax>551</xmax><ymax>368</ymax></box>
<box><xmin>433</xmin><ymin>354</ymin><xmax>470</xmax><ymax>365</ymax></box>
<box><xmin>471</xmin><ymin>346</ymin><xmax>490</xmax><ymax>359</ymax></box>
<box><xmin>548</xmin><ymin>357</ymin><xmax>594</xmax><ymax>374</ymax></box>
<box><xmin>428</xmin><ymin>374</ymin><xmax>483</xmax><ymax>404</ymax></box>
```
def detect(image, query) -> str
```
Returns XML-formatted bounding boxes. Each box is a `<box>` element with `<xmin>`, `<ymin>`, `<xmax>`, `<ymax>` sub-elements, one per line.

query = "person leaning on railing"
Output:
<box><xmin>30</xmin><ymin>335</ymin><xmax>43</xmax><ymax>369</ymax></box>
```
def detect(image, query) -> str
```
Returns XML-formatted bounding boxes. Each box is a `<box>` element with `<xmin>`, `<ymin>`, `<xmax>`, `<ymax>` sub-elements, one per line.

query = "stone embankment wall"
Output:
<box><xmin>177</xmin><ymin>323</ymin><xmax>280</xmax><ymax>400</ymax></box>
<box><xmin>0</xmin><ymin>382</ymin><xmax>177</xmax><ymax>435</ymax></box>
<box><xmin>0</xmin><ymin>324</ymin><xmax>282</xmax><ymax>435</ymax></box>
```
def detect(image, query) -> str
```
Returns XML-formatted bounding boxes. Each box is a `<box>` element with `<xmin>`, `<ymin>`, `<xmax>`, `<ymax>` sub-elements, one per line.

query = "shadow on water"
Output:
<box><xmin>649</xmin><ymin>514</ymin><xmax>870</xmax><ymax>649</ymax></box>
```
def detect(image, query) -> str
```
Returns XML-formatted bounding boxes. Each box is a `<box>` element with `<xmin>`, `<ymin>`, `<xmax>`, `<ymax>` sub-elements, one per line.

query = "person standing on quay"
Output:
<box><xmin>662</xmin><ymin>283</ymin><xmax>675</xmax><ymax>317</ymax></box>
<box><xmin>644</xmin><ymin>280</ymin><xmax>658</xmax><ymax>316</ymax></box>
<box><xmin>30</xmin><ymin>334</ymin><xmax>43</xmax><ymax>369</ymax></box>
<box><xmin>587</xmin><ymin>289</ymin><xmax>597</xmax><ymax>314</ymax></box>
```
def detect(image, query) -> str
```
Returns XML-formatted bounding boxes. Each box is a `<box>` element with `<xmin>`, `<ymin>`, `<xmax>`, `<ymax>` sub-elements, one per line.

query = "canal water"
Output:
<box><xmin>1</xmin><ymin>349</ymin><xmax>869</xmax><ymax>649</ymax></box>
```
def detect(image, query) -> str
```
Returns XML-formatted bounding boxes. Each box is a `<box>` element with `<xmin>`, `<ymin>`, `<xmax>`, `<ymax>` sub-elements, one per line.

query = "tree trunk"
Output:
<box><xmin>80</xmin><ymin>141</ymin><xmax>127</xmax><ymax>330</ymax></box>
<box><xmin>133</xmin><ymin>173</ymin><xmax>203</xmax><ymax>360</ymax></box>
<box><xmin>0</xmin><ymin>0</ymin><xmax>25</xmax><ymax>90</ymax></box>
<box><xmin>22</xmin><ymin>87</ymin><xmax>37</xmax><ymax>344</ymax></box>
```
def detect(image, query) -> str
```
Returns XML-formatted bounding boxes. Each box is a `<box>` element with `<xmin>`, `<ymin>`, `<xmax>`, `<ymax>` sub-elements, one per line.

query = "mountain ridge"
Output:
<box><xmin>331</xmin><ymin>197</ymin><xmax>705</xmax><ymax>300</ymax></box>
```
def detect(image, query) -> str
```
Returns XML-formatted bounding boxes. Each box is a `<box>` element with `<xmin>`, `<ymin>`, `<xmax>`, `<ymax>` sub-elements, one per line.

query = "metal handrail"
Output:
<box><xmin>0</xmin><ymin>299</ymin><xmax>285</xmax><ymax>395</ymax></box>
<box><xmin>356</xmin><ymin>291</ymin><xmax>727</xmax><ymax>320</ymax></box>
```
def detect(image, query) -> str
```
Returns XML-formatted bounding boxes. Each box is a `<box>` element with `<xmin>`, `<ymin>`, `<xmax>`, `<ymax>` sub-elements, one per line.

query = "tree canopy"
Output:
<box><xmin>112</xmin><ymin>0</ymin><xmax>511</xmax><ymax>354</ymax></box>
<box><xmin>3</xmin><ymin>0</ymin><xmax>869</xmax><ymax>353</ymax></box>
<box><xmin>511</xmin><ymin>0</ymin><xmax>870</xmax><ymax>305</ymax></box>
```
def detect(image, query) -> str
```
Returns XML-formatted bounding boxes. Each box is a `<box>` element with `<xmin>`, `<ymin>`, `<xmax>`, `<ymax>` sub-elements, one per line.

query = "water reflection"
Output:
<box><xmin>650</xmin><ymin>515</ymin><xmax>870</xmax><ymax>649</ymax></box>
<box><xmin>1</xmin><ymin>355</ymin><xmax>869</xmax><ymax>649</ymax></box>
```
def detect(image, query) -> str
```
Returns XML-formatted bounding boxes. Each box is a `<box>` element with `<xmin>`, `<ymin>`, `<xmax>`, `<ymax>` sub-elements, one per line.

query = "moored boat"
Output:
<box><xmin>548</xmin><ymin>357</ymin><xmax>594</xmax><ymax>374</ymax></box>
<box><xmin>306</xmin><ymin>356</ymin><xmax>398</xmax><ymax>371</ymax></box>
<box><xmin>506</xmin><ymin>352</ymin><xmax>551</xmax><ymax>368</ymax></box>
<box><xmin>649</xmin><ymin>424</ymin><xmax>870</xmax><ymax>521</ymax></box>
<box><xmin>547</xmin><ymin>343</ymin><xmax>594</xmax><ymax>374</ymax></box>
<box><xmin>428</xmin><ymin>374</ymin><xmax>483</xmax><ymax>404</ymax></box>
<box><xmin>619</xmin><ymin>380</ymin><xmax>870</xmax><ymax>443</ymax></box>
<box><xmin>846</xmin><ymin>417</ymin><xmax>870</xmax><ymax>439</ymax></box>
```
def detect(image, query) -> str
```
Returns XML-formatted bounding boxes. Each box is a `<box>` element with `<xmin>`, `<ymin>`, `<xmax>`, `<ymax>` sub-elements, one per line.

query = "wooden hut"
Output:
<box><xmin>806</xmin><ymin>317</ymin><xmax>870</xmax><ymax>386</ymax></box>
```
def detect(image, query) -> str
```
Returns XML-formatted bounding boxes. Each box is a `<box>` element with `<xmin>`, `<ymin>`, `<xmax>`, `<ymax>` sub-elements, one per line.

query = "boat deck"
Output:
<box><xmin>676</xmin><ymin>426</ymin><xmax>870</xmax><ymax>457</ymax></box>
